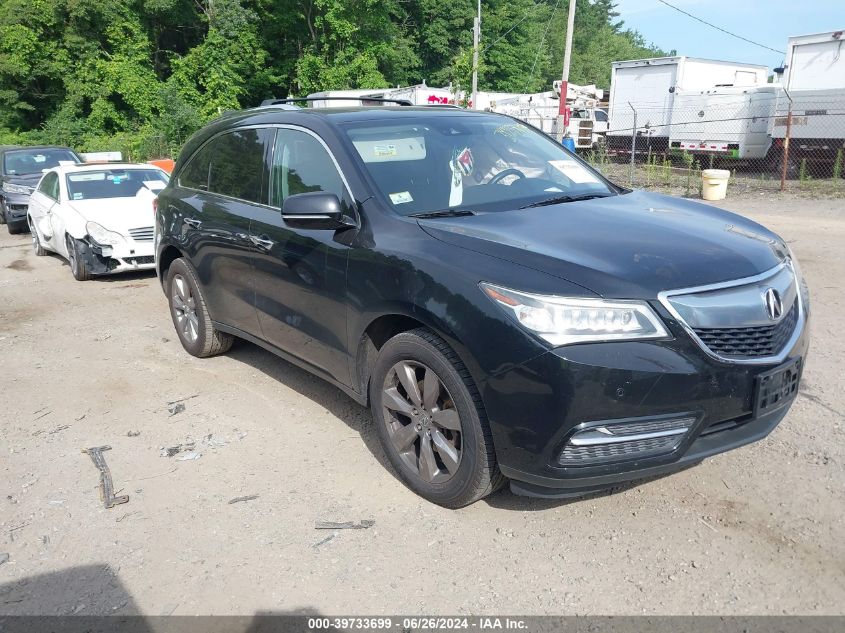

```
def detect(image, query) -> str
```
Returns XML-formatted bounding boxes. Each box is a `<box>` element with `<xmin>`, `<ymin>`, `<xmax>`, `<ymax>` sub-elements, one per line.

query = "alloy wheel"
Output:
<box><xmin>66</xmin><ymin>238</ymin><xmax>77</xmax><ymax>270</ymax></box>
<box><xmin>381</xmin><ymin>360</ymin><xmax>463</xmax><ymax>483</ymax></box>
<box><xmin>171</xmin><ymin>273</ymin><xmax>200</xmax><ymax>343</ymax></box>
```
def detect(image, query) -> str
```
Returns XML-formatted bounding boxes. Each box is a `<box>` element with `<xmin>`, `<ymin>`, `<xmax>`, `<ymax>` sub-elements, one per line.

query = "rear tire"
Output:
<box><xmin>166</xmin><ymin>257</ymin><xmax>233</xmax><ymax>358</ymax></box>
<box><xmin>66</xmin><ymin>236</ymin><xmax>91</xmax><ymax>280</ymax></box>
<box><xmin>369</xmin><ymin>328</ymin><xmax>504</xmax><ymax>508</ymax></box>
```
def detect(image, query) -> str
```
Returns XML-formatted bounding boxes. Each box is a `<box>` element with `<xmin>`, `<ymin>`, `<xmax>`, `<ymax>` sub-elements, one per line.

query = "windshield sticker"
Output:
<box><xmin>548</xmin><ymin>160</ymin><xmax>600</xmax><ymax>184</ymax></box>
<box><xmin>389</xmin><ymin>191</ymin><xmax>414</xmax><ymax>205</ymax></box>
<box><xmin>72</xmin><ymin>192</ymin><xmax>83</xmax><ymax>200</ymax></box>
<box><xmin>448</xmin><ymin>152</ymin><xmax>463</xmax><ymax>207</ymax></box>
<box><xmin>69</xmin><ymin>173</ymin><xmax>106</xmax><ymax>182</ymax></box>
<box><xmin>374</xmin><ymin>144</ymin><xmax>397</xmax><ymax>157</ymax></box>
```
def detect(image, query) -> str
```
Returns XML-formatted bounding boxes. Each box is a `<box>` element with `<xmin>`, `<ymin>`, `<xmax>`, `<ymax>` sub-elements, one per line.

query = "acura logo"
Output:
<box><xmin>764</xmin><ymin>288</ymin><xmax>783</xmax><ymax>321</ymax></box>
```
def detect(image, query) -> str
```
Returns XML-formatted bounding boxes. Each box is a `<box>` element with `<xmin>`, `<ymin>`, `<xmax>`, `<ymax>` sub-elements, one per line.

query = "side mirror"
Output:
<box><xmin>281</xmin><ymin>191</ymin><xmax>349</xmax><ymax>230</ymax></box>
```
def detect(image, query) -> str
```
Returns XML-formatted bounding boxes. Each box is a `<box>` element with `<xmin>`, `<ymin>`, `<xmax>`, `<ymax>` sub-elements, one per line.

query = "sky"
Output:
<box><xmin>614</xmin><ymin>0</ymin><xmax>844</xmax><ymax>70</ymax></box>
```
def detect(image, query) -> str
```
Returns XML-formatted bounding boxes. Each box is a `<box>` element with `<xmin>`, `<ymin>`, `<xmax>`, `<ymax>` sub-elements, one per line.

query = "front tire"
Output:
<box><xmin>66</xmin><ymin>236</ymin><xmax>91</xmax><ymax>280</ymax></box>
<box><xmin>30</xmin><ymin>219</ymin><xmax>47</xmax><ymax>256</ymax></box>
<box><xmin>166</xmin><ymin>257</ymin><xmax>233</xmax><ymax>358</ymax></box>
<box><xmin>369</xmin><ymin>328</ymin><xmax>504</xmax><ymax>508</ymax></box>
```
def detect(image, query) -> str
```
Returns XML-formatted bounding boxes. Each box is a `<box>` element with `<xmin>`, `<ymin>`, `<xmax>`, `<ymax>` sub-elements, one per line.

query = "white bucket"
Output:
<box><xmin>701</xmin><ymin>168</ymin><xmax>731</xmax><ymax>201</ymax></box>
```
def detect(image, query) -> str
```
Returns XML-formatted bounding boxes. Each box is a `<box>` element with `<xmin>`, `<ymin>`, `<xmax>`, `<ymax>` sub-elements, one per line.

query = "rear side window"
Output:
<box><xmin>179</xmin><ymin>128</ymin><xmax>274</xmax><ymax>204</ymax></box>
<box><xmin>179</xmin><ymin>145</ymin><xmax>212</xmax><ymax>191</ymax></box>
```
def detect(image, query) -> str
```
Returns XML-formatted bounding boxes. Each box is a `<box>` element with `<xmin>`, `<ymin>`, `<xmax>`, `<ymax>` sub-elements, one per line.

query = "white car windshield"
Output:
<box><xmin>343</xmin><ymin>114</ymin><xmax>617</xmax><ymax>216</ymax></box>
<box><xmin>66</xmin><ymin>169</ymin><xmax>169</xmax><ymax>201</ymax></box>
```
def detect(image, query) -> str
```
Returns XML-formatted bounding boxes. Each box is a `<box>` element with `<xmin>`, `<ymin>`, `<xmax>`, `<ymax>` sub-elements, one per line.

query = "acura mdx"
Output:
<box><xmin>155</xmin><ymin>104</ymin><xmax>809</xmax><ymax>507</ymax></box>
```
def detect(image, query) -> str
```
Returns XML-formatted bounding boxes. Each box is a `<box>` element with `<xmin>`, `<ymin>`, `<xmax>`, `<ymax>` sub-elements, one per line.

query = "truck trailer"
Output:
<box><xmin>771</xmin><ymin>30</ymin><xmax>845</xmax><ymax>176</ymax></box>
<box><xmin>668</xmin><ymin>85</ymin><xmax>779</xmax><ymax>160</ymax></box>
<box><xmin>606</xmin><ymin>57</ymin><xmax>768</xmax><ymax>154</ymax></box>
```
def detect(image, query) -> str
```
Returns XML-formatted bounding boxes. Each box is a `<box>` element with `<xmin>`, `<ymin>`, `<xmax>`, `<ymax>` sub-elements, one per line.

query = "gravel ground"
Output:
<box><xmin>0</xmin><ymin>193</ymin><xmax>843</xmax><ymax>617</ymax></box>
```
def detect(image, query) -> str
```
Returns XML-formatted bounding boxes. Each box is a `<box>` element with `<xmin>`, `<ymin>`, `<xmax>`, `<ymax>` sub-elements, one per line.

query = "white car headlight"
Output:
<box><xmin>481</xmin><ymin>282</ymin><xmax>670</xmax><ymax>346</ymax></box>
<box><xmin>2</xmin><ymin>182</ymin><xmax>32</xmax><ymax>195</ymax></box>
<box><xmin>86</xmin><ymin>221</ymin><xmax>125</xmax><ymax>246</ymax></box>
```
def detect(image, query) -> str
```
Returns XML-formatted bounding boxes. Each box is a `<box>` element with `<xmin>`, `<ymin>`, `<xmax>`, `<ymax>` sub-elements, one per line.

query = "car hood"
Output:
<box><xmin>417</xmin><ymin>191</ymin><xmax>788</xmax><ymax>298</ymax></box>
<box><xmin>68</xmin><ymin>197</ymin><xmax>156</xmax><ymax>233</ymax></box>
<box><xmin>2</xmin><ymin>172</ymin><xmax>42</xmax><ymax>188</ymax></box>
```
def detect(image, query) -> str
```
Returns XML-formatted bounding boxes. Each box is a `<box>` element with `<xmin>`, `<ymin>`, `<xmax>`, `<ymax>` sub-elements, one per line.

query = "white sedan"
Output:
<box><xmin>27</xmin><ymin>163</ymin><xmax>168</xmax><ymax>280</ymax></box>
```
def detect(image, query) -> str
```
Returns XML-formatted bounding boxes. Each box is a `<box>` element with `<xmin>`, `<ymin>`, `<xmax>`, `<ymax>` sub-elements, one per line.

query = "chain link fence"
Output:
<box><xmin>504</xmin><ymin>94</ymin><xmax>845</xmax><ymax>198</ymax></box>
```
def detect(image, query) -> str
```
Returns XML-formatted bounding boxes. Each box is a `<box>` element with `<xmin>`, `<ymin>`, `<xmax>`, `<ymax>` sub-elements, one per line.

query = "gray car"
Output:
<box><xmin>0</xmin><ymin>145</ymin><xmax>81</xmax><ymax>234</ymax></box>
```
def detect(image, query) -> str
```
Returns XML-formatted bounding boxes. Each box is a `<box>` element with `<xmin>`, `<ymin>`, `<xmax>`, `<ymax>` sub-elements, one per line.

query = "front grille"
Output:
<box><xmin>128</xmin><ymin>226</ymin><xmax>154</xmax><ymax>242</ymax></box>
<box><xmin>693</xmin><ymin>299</ymin><xmax>798</xmax><ymax>359</ymax></box>
<box><xmin>559</xmin><ymin>435</ymin><xmax>682</xmax><ymax>464</ymax></box>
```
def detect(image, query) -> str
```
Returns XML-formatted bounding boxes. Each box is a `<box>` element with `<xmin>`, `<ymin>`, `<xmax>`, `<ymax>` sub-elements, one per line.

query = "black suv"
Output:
<box><xmin>155</xmin><ymin>105</ymin><xmax>809</xmax><ymax>507</ymax></box>
<box><xmin>0</xmin><ymin>145</ymin><xmax>81</xmax><ymax>233</ymax></box>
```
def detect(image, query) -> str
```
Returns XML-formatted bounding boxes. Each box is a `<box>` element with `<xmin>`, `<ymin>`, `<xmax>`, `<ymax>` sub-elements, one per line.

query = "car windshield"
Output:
<box><xmin>4</xmin><ymin>149</ymin><xmax>79</xmax><ymax>176</ymax></box>
<box><xmin>342</xmin><ymin>114</ymin><xmax>617</xmax><ymax>216</ymax></box>
<box><xmin>66</xmin><ymin>169</ymin><xmax>169</xmax><ymax>201</ymax></box>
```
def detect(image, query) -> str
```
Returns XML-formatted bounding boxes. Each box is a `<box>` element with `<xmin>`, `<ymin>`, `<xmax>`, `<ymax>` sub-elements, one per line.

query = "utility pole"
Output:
<box><xmin>557</xmin><ymin>0</ymin><xmax>576</xmax><ymax>141</ymax></box>
<box><xmin>471</xmin><ymin>0</ymin><xmax>481</xmax><ymax>110</ymax></box>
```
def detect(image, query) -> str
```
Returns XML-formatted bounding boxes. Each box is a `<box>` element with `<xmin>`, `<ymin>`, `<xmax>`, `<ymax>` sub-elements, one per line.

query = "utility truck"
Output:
<box><xmin>606</xmin><ymin>57</ymin><xmax>768</xmax><ymax>154</ymax></box>
<box><xmin>771</xmin><ymin>30</ymin><xmax>845</xmax><ymax>175</ymax></box>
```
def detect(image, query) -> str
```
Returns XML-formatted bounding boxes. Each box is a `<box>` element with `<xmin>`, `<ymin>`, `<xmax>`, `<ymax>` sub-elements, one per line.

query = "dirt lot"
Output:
<box><xmin>1</xmin><ymin>193</ymin><xmax>843</xmax><ymax>617</ymax></box>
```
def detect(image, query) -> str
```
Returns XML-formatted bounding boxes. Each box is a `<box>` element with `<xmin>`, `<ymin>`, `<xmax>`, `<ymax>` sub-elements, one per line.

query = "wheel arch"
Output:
<box><xmin>353</xmin><ymin>308</ymin><xmax>479</xmax><ymax>407</ymax></box>
<box><xmin>157</xmin><ymin>244</ymin><xmax>184</xmax><ymax>292</ymax></box>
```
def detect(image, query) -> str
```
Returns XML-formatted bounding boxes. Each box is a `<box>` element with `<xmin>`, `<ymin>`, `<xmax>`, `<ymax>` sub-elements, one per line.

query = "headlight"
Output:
<box><xmin>481</xmin><ymin>283</ymin><xmax>670</xmax><ymax>346</ymax></box>
<box><xmin>2</xmin><ymin>182</ymin><xmax>31</xmax><ymax>195</ymax></box>
<box><xmin>86</xmin><ymin>222</ymin><xmax>125</xmax><ymax>246</ymax></box>
<box><xmin>788</xmin><ymin>249</ymin><xmax>810</xmax><ymax>316</ymax></box>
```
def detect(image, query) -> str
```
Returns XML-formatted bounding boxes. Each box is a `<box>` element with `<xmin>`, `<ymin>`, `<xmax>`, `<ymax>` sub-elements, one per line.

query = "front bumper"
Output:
<box><xmin>483</xmin><ymin>308</ymin><xmax>810</xmax><ymax>497</ymax></box>
<box><xmin>81</xmin><ymin>239</ymin><xmax>156</xmax><ymax>275</ymax></box>
<box><xmin>1</xmin><ymin>193</ymin><xmax>30</xmax><ymax>226</ymax></box>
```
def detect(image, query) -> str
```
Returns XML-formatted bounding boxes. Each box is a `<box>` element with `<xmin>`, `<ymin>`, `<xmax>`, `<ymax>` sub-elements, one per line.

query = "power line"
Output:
<box><xmin>655</xmin><ymin>0</ymin><xmax>785</xmax><ymax>56</ymax></box>
<box><xmin>482</xmin><ymin>1</ymin><xmax>544</xmax><ymax>54</ymax></box>
<box><xmin>526</xmin><ymin>0</ymin><xmax>563</xmax><ymax>91</ymax></box>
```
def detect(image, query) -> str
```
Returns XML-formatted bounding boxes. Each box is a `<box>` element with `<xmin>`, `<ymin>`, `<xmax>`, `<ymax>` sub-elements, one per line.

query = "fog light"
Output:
<box><xmin>558</xmin><ymin>415</ymin><xmax>696</xmax><ymax>466</ymax></box>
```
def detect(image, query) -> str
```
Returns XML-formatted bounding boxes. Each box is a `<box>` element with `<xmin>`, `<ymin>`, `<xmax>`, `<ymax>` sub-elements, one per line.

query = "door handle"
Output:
<box><xmin>184</xmin><ymin>218</ymin><xmax>202</xmax><ymax>229</ymax></box>
<box><xmin>249</xmin><ymin>235</ymin><xmax>275</xmax><ymax>250</ymax></box>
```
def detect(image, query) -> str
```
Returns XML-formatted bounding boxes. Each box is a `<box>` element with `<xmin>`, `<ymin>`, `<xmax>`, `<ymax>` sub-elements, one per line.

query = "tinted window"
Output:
<box><xmin>4</xmin><ymin>149</ymin><xmax>78</xmax><ymax>176</ymax></box>
<box><xmin>270</xmin><ymin>129</ymin><xmax>345</xmax><ymax>207</ymax></box>
<box><xmin>66</xmin><ymin>169</ymin><xmax>168</xmax><ymax>201</ymax></box>
<box><xmin>595</xmin><ymin>110</ymin><xmax>608</xmax><ymax>122</ymax></box>
<box><xmin>209</xmin><ymin>129</ymin><xmax>273</xmax><ymax>203</ymax></box>
<box><xmin>179</xmin><ymin>145</ymin><xmax>212</xmax><ymax>191</ymax></box>
<box><xmin>37</xmin><ymin>172</ymin><xmax>59</xmax><ymax>200</ymax></box>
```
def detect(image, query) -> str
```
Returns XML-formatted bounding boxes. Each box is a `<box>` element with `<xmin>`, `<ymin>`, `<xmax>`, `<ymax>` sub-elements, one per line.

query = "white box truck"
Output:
<box><xmin>771</xmin><ymin>30</ymin><xmax>845</xmax><ymax>175</ymax></box>
<box><xmin>606</xmin><ymin>57</ymin><xmax>768</xmax><ymax>154</ymax></box>
<box><xmin>668</xmin><ymin>85</ymin><xmax>779</xmax><ymax>159</ymax></box>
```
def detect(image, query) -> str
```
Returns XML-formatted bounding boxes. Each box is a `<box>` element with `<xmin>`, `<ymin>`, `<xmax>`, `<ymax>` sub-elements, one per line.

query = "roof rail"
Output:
<box><xmin>263</xmin><ymin>96</ymin><xmax>414</xmax><ymax>107</ymax></box>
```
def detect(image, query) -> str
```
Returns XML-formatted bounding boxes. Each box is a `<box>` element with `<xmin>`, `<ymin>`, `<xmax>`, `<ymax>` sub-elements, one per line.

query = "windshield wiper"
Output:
<box><xmin>519</xmin><ymin>193</ymin><xmax>612</xmax><ymax>209</ymax></box>
<box><xmin>409</xmin><ymin>209</ymin><xmax>476</xmax><ymax>219</ymax></box>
